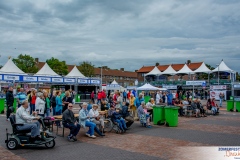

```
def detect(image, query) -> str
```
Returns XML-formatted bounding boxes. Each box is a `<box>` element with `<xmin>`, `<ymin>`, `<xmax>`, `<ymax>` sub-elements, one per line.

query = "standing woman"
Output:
<box><xmin>29</xmin><ymin>89</ymin><xmax>37</xmax><ymax>115</ymax></box>
<box><xmin>115</xmin><ymin>92</ymin><xmax>123</xmax><ymax>109</ymax></box>
<box><xmin>55</xmin><ymin>91</ymin><xmax>63</xmax><ymax>127</ymax></box>
<box><xmin>62</xmin><ymin>91</ymin><xmax>73</xmax><ymax>113</ymax></box>
<box><xmin>35</xmin><ymin>92</ymin><xmax>46</xmax><ymax>117</ymax></box>
<box><xmin>43</xmin><ymin>91</ymin><xmax>51</xmax><ymax>117</ymax></box>
<box><xmin>90</xmin><ymin>91</ymin><xmax>95</xmax><ymax>103</ymax></box>
<box><xmin>129</xmin><ymin>94</ymin><xmax>136</xmax><ymax>118</ymax></box>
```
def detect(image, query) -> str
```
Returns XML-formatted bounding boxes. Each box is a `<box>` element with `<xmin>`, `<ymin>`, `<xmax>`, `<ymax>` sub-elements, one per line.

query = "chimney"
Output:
<box><xmin>135</xmin><ymin>70</ymin><xmax>138</xmax><ymax>72</ymax></box>
<box><xmin>35</xmin><ymin>58</ymin><xmax>39</xmax><ymax>63</ymax></box>
<box><xmin>187</xmin><ymin>60</ymin><xmax>191</xmax><ymax>64</ymax></box>
<box><xmin>120</xmin><ymin>68</ymin><xmax>124</xmax><ymax>71</ymax></box>
<box><xmin>155</xmin><ymin>62</ymin><xmax>160</xmax><ymax>66</ymax></box>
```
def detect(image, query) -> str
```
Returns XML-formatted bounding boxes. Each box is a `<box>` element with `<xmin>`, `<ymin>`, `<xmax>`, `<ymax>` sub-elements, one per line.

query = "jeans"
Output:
<box><xmin>212</xmin><ymin>107</ymin><xmax>217</xmax><ymax>114</ymax></box>
<box><xmin>63</xmin><ymin>123</ymin><xmax>81</xmax><ymax>136</ymax></box>
<box><xmin>115</xmin><ymin>118</ymin><xmax>127</xmax><ymax>131</ymax></box>
<box><xmin>17</xmin><ymin>121</ymin><xmax>40</xmax><ymax>137</ymax></box>
<box><xmin>52</xmin><ymin>107</ymin><xmax>56</xmax><ymax>116</ymax></box>
<box><xmin>45</xmin><ymin>108</ymin><xmax>50</xmax><ymax>117</ymax></box>
<box><xmin>30</xmin><ymin>104</ymin><xmax>35</xmax><ymax>115</ymax></box>
<box><xmin>85</xmin><ymin>121</ymin><xmax>103</xmax><ymax>136</ymax></box>
<box><xmin>219</xmin><ymin>98</ymin><xmax>223</xmax><ymax>107</ymax></box>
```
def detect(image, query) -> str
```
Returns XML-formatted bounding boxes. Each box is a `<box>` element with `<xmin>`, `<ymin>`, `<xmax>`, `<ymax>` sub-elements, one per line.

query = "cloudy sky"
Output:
<box><xmin>0</xmin><ymin>0</ymin><xmax>240</xmax><ymax>72</ymax></box>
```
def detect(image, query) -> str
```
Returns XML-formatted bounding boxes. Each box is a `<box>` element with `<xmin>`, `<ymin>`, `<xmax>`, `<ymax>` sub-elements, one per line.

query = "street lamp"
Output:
<box><xmin>192</xmin><ymin>76</ymin><xmax>195</xmax><ymax>99</ymax></box>
<box><xmin>216</xmin><ymin>64</ymin><xmax>219</xmax><ymax>85</ymax></box>
<box><xmin>100</xmin><ymin>65</ymin><xmax>102</xmax><ymax>90</ymax></box>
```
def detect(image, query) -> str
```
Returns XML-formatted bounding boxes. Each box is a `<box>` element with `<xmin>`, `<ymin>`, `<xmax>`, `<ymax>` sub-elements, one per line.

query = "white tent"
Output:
<box><xmin>177</xmin><ymin>64</ymin><xmax>194</xmax><ymax>74</ymax></box>
<box><xmin>145</xmin><ymin>66</ymin><xmax>162</xmax><ymax>76</ymax></box>
<box><xmin>0</xmin><ymin>58</ymin><xmax>27</xmax><ymax>75</ymax></box>
<box><xmin>65</xmin><ymin>66</ymin><xmax>85</xmax><ymax>78</ymax></box>
<box><xmin>137</xmin><ymin>83</ymin><xmax>167</xmax><ymax>91</ymax></box>
<box><xmin>111</xmin><ymin>80</ymin><xmax>118</xmax><ymax>85</ymax></box>
<box><xmin>193</xmin><ymin>62</ymin><xmax>211</xmax><ymax>73</ymax></box>
<box><xmin>161</xmin><ymin>65</ymin><xmax>177</xmax><ymax>75</ymax></box>
<box><xmin>34</xmin><ymin>63</ymin><xmax>60</xmax><ymax>77</ymax></box>
<box><xmin>106</xmin><ymin>80</ymin><xmax>126</xmax><ymax>91</ymax></box>
<box><xmin>212</xmin><ymin>60</ymin><xmax>233</xmax><ymax>73</ymax></box>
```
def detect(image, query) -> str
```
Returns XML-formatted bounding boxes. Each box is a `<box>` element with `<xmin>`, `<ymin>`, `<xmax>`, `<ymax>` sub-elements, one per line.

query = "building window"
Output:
<box><xmin>141</xmin><ymin>73</ymin><xmax>145</xmax><ymax>77</ymax></box>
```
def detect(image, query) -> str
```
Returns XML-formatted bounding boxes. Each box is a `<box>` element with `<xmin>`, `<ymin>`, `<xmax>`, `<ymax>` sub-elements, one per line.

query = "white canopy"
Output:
<box><xmin>34</xmin><ymin>63</ymin><xmax>60</xmax><ymax>77</ymax></box>
<box><xmin>177</xmin><ymin>64</ymin><xmax>194</xmax><ymax>74</ymax></box>
<box><xmin>193</xmin><ymin>62</ymin><xmax>211</xmax><ymax>73</ymax></box>
<box><xmin>137</xmin><ymin>83</ymin><xmax>167</xmax><ymax>91</ymax></box>
<box><xmin>145</xmin><ymin>66</ymin><xmax>162</xmax><ymax>76</ymax></box>
<box><xmin>65</xmin><ymin>66</ymin><xmax>85</xmax><ymax>78</ymax></box>
<box><xmin>212</xmin><ymin>60</ymin><xmax>233</xmax><ymax>73</ymax></box>
<box><xmin>0</xmin><ymin>58</ymin><xmax>27</xmax><ymax>75</ymax></box>
<box><xmin>111</xmin><ymin>80</ymin><xmax>118</xmax><ymax>85</ymax></box>
<box><xmin>162</xmin><ymin>65</ymin><xmax>177</xmax><ymax>75</ymax></box>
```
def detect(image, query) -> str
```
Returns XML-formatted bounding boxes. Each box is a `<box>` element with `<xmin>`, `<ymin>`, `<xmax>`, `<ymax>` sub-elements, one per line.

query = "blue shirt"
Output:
<box><xmin>55</xmin><ymin>96</ymin><xmax>62</xmax><ymax>113</ymax></box>
<box><xmin>87</xmin><ymin>104</ymin><xmax>92</xmax><ymax>111</ymax></box>
<box><xmin>17</xmin><ymin>92</ymin><xmax>27</xmax><ymax>104</ymax></box>
<box><xmin>134</xmin><ymin>97</ymin><xmax>144</xmax><ymax>108</ymax></box>
<box><xmin>123</xmin><ymin>92</ymin><xmax>127</xmax><ymax>97</ymax></box>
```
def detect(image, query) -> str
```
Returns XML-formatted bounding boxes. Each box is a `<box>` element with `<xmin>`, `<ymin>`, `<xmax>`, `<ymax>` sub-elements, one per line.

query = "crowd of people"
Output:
<box><xmin>5</xmin><ymin>86</ymin><xmax>223</xmax><ymax>142</ymax></box>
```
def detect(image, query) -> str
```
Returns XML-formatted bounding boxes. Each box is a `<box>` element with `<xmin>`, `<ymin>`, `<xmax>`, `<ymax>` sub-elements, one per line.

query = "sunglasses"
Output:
<box><xmin>69</xmin><ymin>106</ymin><xmax>73</xmax><ymax>107</ymax></box>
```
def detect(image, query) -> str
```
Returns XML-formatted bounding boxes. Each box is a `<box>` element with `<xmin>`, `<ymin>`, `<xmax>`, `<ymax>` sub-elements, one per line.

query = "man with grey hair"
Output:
<box><xmin>134</xmin><ymin>93</ymin><xmax>144</xmax><ymax>109</ymax></box>
<box><xmin>16</xmin><ymin>100</ymin><xmax>42</xmax><ymax>141</ymax></box>
<box><xmin>16</xmin><ymin>88</ymin><xmax>27</xmax><ymax>108</ymax></box>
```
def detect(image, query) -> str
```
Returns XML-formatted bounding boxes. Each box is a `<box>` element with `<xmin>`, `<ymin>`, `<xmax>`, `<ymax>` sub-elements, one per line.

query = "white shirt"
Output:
<box><xmin>35</xmin><ymin>97</ymin><xmax>46</xmax><ymax>115</ymax></box>
<box><xmin>156</xmin><ymin>94</ymin><xmax>160</xmax><ymax>103</ymax></box>
<box><xmin>16</xmin><ymin>106</ymin><xmax>35</xmax><ymax>124</ymax></box>
<box><xmin>88</xmin><ymin>108</ymin><xmax>99</xmax><ymax>118</ymax></box>
<box><xmin>182</xmin><ymin>100</ymin><xmax>189</xmax><ymax>109</ymax></box>
<box><xmin>146</xmin><ymin>102</ymin><xmax>153</xmax><ymax>108</ymax></box>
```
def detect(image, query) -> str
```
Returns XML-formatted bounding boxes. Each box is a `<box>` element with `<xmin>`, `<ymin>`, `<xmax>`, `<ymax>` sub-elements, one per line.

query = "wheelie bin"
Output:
<box><xmin>226</xmin><ymin>100</ymin><xmax>234</xmax><ymax>112</ymax></box>
<box><xmin>0</xmin><ymin>98</ymin><xmax>5</xmax><ymax>114</ymax></box>
<box><xmin>165</xmin><ymin>106</ymin><xmax>179</xmax><ymax>127</ymax></box>
<box><xmin>153</xmin><ymin>105</ymin><xmax>165</xmax><ymax>125</ymax></box>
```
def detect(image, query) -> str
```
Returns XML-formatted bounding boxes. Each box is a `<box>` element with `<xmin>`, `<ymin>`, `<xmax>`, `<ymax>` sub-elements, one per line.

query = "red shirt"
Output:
<box><xmin>31</xmin><ymin>95</ymin><xmax>36</xmax><ymax>104</ymax></box>
<box><xmin>97</xmin><ymin>92</ymin><xmax>102</xmax><ymax>99</ymax></box>
<box><xmin>91</xmin><ymin>92</ymin><xmax>94</xmax><ymax>98</ymax></box>
<box><xmin>127</xmin><ymin>92</ymin><xmax>131</xmax><ymax>99</ymax></box>
<box><xmin>113</xmin><ymin>94</ymin><xmax>117</xmax><ymax>101</ymax></box>
<box><xmin>101</xmin><ymin>91</ymin><xmax>106</xmax><ymax>99</ymax></box>
<box><xmin>211</xmin><ymin>101</ymin><xmax>216</xmax><ymax>107</ymax></box>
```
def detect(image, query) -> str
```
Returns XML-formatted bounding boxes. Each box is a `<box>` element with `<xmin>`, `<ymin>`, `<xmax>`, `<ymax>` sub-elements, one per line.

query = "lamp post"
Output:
<box><xmin>192</xmin><ymin>76</ymin><xmax>195</xmax><ymax>99</ymax></box>
<box><xmin>100</xmin><ymin>65</ymin><xmax>102</xmax><ymax>90</ymax></box>
<box><xmin>216</xmin><ymin>64</ymin><xmax>219</xmax><ymax>85</ymax></box>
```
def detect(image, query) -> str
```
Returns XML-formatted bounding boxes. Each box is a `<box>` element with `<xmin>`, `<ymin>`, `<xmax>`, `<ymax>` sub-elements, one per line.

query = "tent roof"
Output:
<box><xmin>0</xmin><ymin>58</ymin><xmax>27</xmax><ymax>75</ymax></box>
<box><xmin>193</xmin><ymin>62</ymin><xmax>211</xmax><ymax>73</ymax></box>
<box><xmin>145</xmin><ymin>66</ymin><xmax>162</xmax><ymax>76</ymax></box>
<box><xmin>177</xmin><ymin>64</ymin><xmax>194</xmax><ymax>74</ymax></box>
<box><xmin>111</xmin><ymin>80</ymin><xmax>118</xmax><ymax>85</ymax></box>
<box><xmin>34</xmin><ymin>63</ymin><xmax>60</xmax><ymax>77</ymax></box>
<box><xmin>162</xmin><ymin>65</ymin><xmax>177</xmax><ymax>75</ymax></box>
<box><xmin>212</xmin><ymin>60</ymin><xmax>233</xmax><ymax>72</ymax></box>
<box><xmin>65</xmin><ymin>66</ymin><xmax>85</xmax><ymax>78</ymax></box>
<box><xmin>137</xmin><ymin>83</ymin><xmax>165</xmax><ymax>91</ymax></box>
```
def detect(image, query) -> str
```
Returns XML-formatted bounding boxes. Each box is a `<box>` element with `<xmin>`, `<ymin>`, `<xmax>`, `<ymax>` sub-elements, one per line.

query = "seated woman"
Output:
<box><xmin>88</xmin><ymin>104</ymin><xmax>104</xmax><ymax>133</ymax></box>
<box><xmin>79</xmin><ymin>102</ymin><xmax>105</xmax><ymax>138</ymax></box>
<box><xmin>211</xmin><ymin>98</ymin><xmax>219</xmax><ymax>115</ymax></box>
<box><xmin>196</xmin><ymin>98</ymin><xmax>207</xmax><ymax>117</ymax></box>
<box><xmin>137</xmin><ymin>102</ymin><xmax>151</xmax><ymax>128</ymax></box>
<box><xmin>174</xmin><ymin>98</ymin><xmax>183</xmax><ymax>116</ymax></box>
<box><xmin>206</xmin><ymin>98</ymin><xmax>212</xmax><ymax>110</ymax></box>
<box><xmin>121</xmin><ymin>102</ymin><xmax>134</xmax><ymax>128</ymax></box>
<box><xmin>112</xmin><ymin>108</ymin><xmax>128</xmax><ymax>132</ymax></box>
<box><xmin>146</xmin><ymin>99</ymin><xmax>154</xmax><ymax>121</ymax></box>
<box><xmin>191</xmin><ymin>99</ymin><xmax>200</xmax><ymax>118</ymax></box>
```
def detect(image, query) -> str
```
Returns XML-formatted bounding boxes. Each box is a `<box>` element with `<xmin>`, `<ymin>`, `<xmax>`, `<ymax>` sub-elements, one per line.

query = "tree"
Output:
<box><xmin>0</xmin><ymin>65</ymin><xmax>2</xmax><ymax>69</ymax></box>
<box><xmin>78</xmin><ymin>61</ymin><xmax>95</xmax><ymax>77</ymax></box>
<box><xmin>236</xmin><ymin>72</ymin><xmax>240</xmax><ymax>81</ymax></box>
<box><xmin>46</xmin><ymin>57</ymin><xmax>68</xmax><ymax>75</ymax></box>
<box><xmin>12</xmin><ymin>54</ymin><xmax>39</xmax><ymax>73</ymax></box>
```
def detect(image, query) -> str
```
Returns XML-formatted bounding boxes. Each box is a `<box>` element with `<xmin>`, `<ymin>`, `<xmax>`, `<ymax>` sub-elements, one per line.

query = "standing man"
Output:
<box><xmin>219</xmin><ymin>92</ymin><xmax>224</xmax><ymax>107</ymax></box>
<box><xmin>62</xmin><ymin>103</ymin><xmax>81</xmax><ymax>142</ymax></box>
<box><xmin>16</xmin><ymin>88</ymin><xmax>27</xmax><ymax>108</ymax></box>
<box><xmin>156</xmin><ymin>92</ymin><xmax>160</xmax><ymax>104</ymax></box>
<box><xmin>6</xmin><ymin>86</ymin><xmax>14</xmax><ymax>121</ymax></box>
<box><xmin>123</xmin><ymin>90</ymin><xmax>127</xmax><ymax>102</ymax></box>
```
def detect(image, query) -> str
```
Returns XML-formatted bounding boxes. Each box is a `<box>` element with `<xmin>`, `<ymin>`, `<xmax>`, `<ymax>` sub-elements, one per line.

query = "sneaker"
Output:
<box><xmin>6</xmin><ymin>118</ymin><xmax>9</xmax><ymax>121</ymax></box>
<box><xmin>68</xmin><ymin>136</ymin><xmax>74</xmax><ymax>142</ymax></box>
<box><xmin>146</xmin><ymin>125</ymin><xmax>152</xmax><ymax>128</ymax></box>
<box><xmin>85</xmin><ymin>133</ymin><xmax>90</xmax><ymax>137</ymax></box>
<box><xmin>72</xmin><ymin>136</ymin><xmax>77</xmax><ymax>141</ymax></box>
<box><xmin>89</xmin><ymin>135</ymin><xmax>96</xmax><ymax>139</ymax></box>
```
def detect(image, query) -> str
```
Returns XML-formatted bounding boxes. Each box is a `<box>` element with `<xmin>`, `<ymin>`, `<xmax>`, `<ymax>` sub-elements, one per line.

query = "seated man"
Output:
<box><xmin>174</xmin><ymin>98</ymin><xmax>183</xmax><ymax>116</ymax></box>
<box><xmin>191</xmin><ymin>99</ymin><xmax>200</xmax><ymax>118</ymax></box>
<box><xmin>62</xmin><ymin>103</ymin><xmax>81</xmax><ymax>142</ymax></box>
<box><xmin>196</xmin><ymin>98</ymin><xmax>207</xmax><ymax>117</ymax></box>
<box><xmin>88</xmin><ymin>104</ymin><xmax>105</xmax><ymax>133</ymax></box>
<box><xmin>112</xmin><ymin>108</ymin><xmax>128</xmax><ymax>132</ymax></box>
<box><xmin>121</xmin><ymin>102</ymin><xmax>134</xmax><ymax>128</ymax></box>
<box><xmin>16</xmin><ymin>100</ymin><xmax>41</xmax><ymax>142</ymax></box>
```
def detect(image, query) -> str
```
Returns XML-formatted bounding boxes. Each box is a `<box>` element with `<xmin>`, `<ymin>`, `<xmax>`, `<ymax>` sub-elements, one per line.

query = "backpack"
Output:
<box><xmin>139</xmin><ymin>114</ymin><xmax>146</xmax><ymax>124</ymax></box>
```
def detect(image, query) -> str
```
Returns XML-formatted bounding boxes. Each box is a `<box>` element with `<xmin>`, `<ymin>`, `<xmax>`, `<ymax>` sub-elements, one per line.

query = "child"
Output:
<box><xmin>112</xmin><ymin>108</ymin><xmax>128</xmax><ymax>132</ymax></box>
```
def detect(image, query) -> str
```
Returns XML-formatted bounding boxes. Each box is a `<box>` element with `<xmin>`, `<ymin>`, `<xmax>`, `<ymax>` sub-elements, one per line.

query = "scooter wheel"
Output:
<box><xmin>45</xmin><ymin>139</ymin><xmax>55</xmax><ymax>149</ymax></box>
<box><xmin>7</xmin><ymin>139</ymin><xmax>18</xmax><ymax>150</ymax></box>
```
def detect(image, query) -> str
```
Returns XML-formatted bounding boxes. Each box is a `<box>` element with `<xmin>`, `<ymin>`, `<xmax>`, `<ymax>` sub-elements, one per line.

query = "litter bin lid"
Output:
<box><xmin>153</xmin><ymin>105</ymin><xmax>165</xmax><ymax>107</ymax></box>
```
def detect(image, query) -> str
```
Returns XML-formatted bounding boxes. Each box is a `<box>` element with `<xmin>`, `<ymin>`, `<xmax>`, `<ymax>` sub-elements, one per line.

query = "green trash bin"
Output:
<box><xmin>226</xmin><ymin>100</ymin><xmax>234</xmax><ymax>112</ymax></box>
<box><xmin>75</xmin><ymin>94</ymin><xmax>81</xmax><ymax>103</ymax></box>
<box><xmin>13</xmin><ymin>98</ymin><xmax>17</xmax><ymax>113</ymax></box>
<box><xmin>0</xmin><ymin>98</ymin><xmax>5</xmax><ymax>114</ymax></box>
<box><xmin>153</xmin><ymin>105</ymin><xmax>165</xmax><ymax>125</ymax></box>
<box><xmin>165</xmin><ymin>106</ymin><xmax>179</xmax><ymax>127</ymax></box>
<box><xmin>144</xmin><ymin>96</ymin><xmax>151</xmax><ymax>103</ymax></box>
<box><xmin>230</xmin><ymin>96</ymin><xmax>234</xmax><ymax>100</ymax></box>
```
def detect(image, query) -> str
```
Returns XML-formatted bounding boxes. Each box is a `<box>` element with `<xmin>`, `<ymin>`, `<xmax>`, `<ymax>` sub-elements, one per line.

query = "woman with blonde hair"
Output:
<box><xmin>129</xmin><ymin>94</ymin><xmax>136</xmax><ymax>118</ymax></box>
<box><xmin>62</xmin><ymin>91</ymin><xmax>73</xmax><ymax>113</ymax></box>
<box><xmin>28</xmin><ymin>89</ymin><xmax>37</xmax><ymax>115</ymax></box>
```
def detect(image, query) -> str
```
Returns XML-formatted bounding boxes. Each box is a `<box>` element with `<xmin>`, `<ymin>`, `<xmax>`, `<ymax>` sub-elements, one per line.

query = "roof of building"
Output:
<box><xmin>137</xmin><ymin>62</ymin><xmax>203</xmax><ymax>73</ymax></box>
<box><xmin>36</xmin><ymin>62</ymin><xmax>137</xmax><ymax>78</ymax></box>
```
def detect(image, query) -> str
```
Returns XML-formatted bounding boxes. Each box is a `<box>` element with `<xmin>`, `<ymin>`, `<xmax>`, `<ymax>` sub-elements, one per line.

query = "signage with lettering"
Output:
<box><xmin>38</xmin><ymin>77</ymin><xmax>51</xmax><ymax>82</ymax></box>
<box><xmin>234</xmin><ymin>85</ymin><xmax>240</xmax><ymax>88</ymax></box>
<box><xmin>186</xmin><ymin>81</ymin><xmax>206</xmax><ymax>86</ymax></box>
<box><xmin>23</xmin><ymin>76</ymin><xmax>37</xmax><ymax>82</ymax></box>
<box><xmin>0</xmin><ymin>75</ymin><xmax>2</xmax><ymax>80</ymax></box>
<box><xmin>90</xmin><ymin>80</ymin><xmax>100</xmax><ymax>84</ymax></box>
<box><xmin>4</xmin><ymin>75</ymin><xmax>20</xmax><ymax>81</ymax></box>
<box><xmin>162</xmin><ymin>85</ymin><xmax>177</xmax><ymax>90</ymax></box>
<box><xmin>64</xmin><ymin>78</ymin><xmax>75</xmax><ymax>83</ymax></box>
<box><xmin>210</xmin><ymin>85</ymin><xmax>227</xmax><ymax>90</ymax></box>
<box><xmin>78</xmin><ymin>79</ymin><xmax>88</xmax><ymax>84</ymax></box>
<box><xmin>52</xmin><ymin>78</ymin><xmax>63</xmax><ymax>83</ymax></box>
